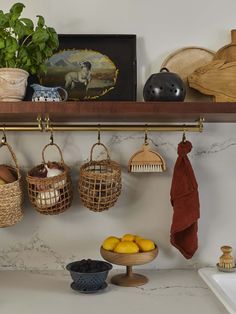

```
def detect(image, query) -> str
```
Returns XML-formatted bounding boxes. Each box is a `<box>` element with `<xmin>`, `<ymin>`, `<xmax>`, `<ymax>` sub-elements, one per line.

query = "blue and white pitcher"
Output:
<box><xmin>31</xmin><ymin>84</ymin><xmax>68</xmax><ymax>102</ymax></box>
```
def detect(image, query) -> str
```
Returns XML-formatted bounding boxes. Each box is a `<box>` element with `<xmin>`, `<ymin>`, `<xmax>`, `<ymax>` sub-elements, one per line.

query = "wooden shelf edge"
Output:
<box><xmin>0</xmin><ymin>101</ymin><xmax>236</xmax><ymax>122</ymax></box>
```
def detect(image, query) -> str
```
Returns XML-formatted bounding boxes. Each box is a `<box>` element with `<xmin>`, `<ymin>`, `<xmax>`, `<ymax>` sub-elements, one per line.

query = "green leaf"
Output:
<box><xmin>37</xmin><ymin>15</ymin><xmax>45</xmax><ymax>27</ymax></box>
<box><xmin>10</xmin><ymin>3</ymin><xmax>25</xmax><ymax>16</ymax></box>
<box><xmin>0</xmin><ymin>38</ymin><xmax>5</xmax><ymax>49</ymax></box>
<box><xmin>47</xmin><ymin>27</ymin><xmax>59</xmax><ymax>48</ymax></box>
<box><xmin>32</xmin><ymin>28</ymin><xmax>49</xmax><ymax>43</ymax></box>
<box><xmin>13</xmin><ymin>20</ymin><xmax>26</xmax><ymax>38</ymax></box>
<box><xmin>5</xmin><ymin>36</ymin><xmax>18</xmax><ymax>53</ymax></box>
<box><xmin>20</xmin><ymin>18</ymin><xmax>34</xmax><ymax>30</ymax></box>
<box><xmin>38</xmin><ymin>42</ymin><xmax>45</xmax><ymax>51</ymax></box>
<box><xmin>0</xmin><ymin>11</ymin><xmax>9</xmax><ymax>28</ymax></box>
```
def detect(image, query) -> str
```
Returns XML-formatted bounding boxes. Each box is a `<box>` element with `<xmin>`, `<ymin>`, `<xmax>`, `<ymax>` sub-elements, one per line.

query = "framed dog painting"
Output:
<box><xmin>40</xmin><ymin>34</ymin><xmax>137</xmax><ymax>101</ymax></box>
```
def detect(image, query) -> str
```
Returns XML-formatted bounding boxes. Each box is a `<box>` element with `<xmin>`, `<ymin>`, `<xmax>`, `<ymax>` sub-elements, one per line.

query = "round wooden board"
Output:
<box><xmin>161</xmin><ymin>47</ymin><xmax>215</xmax><ymax>102</ymax></box>
<box><xmin>214</xmin><ymin>30</ymin><xmax>236</xmax><ymax>63</ymax></box>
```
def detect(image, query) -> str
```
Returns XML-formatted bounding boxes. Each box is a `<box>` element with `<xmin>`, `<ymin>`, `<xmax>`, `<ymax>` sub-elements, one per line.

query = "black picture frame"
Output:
<box><xmin>40</xmin><ymin>34</ymin><xmax>137</xmax><ymax>101</ymax></box>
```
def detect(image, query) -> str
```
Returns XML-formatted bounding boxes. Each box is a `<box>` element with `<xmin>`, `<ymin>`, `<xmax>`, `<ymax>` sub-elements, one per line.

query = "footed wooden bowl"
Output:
<box><xmin>100</xmin><ymin>245</ymin><xmax>158</xmax><ymax>287</ymax></box>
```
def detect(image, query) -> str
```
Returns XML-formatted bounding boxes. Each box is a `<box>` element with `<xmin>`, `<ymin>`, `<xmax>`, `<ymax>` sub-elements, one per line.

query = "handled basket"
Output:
<box><xmin>0</xmin><ymin>143</ymin><xmax>23</xmax><ymax>227</ymax></box>
<box><xmin>78</xmin><ymin>142</ymin><xmax>122</xmax><ymax>212</ymax></box>
<box><xmin>27</xmin><ymin>143</ymin><xmax>73</xmax><ymax>215</ymax></box>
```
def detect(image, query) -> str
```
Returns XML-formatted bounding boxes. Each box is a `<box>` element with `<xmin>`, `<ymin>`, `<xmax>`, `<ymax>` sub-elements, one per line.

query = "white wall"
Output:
<box><xmin>1</xmin><ymin>0</ymin><xmax>236</xmax><ymax>270</ymax></box>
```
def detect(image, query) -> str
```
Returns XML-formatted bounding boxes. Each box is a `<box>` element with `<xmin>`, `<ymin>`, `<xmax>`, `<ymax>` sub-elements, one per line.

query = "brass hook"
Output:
<box><xmin>45</xmin><ymin>115</ymin><xmax>54</xmax><ymax>144</ymax></box>
<box><xmin>97</xmin><ymin>124</ymin><xmax>101</xmax><ymax>144</ymax></box>
<box><xmin>182</xmin><ymin>127</ymin><xmax>186</xmax><ymax>143</ymax></box>
<box><xmin>144</xmin><ymin>125</ymin><xmax>148</xmax><ymax>144</ymax></box>
<box><xmin>50</xmin><ymin>124</ymin><xmax>54</xmax><ymax>145</ymax></box>
<box><xmin>1</xmin><ymin>126</ymin><xmax>7</xmax><ymax>145</ymax></box>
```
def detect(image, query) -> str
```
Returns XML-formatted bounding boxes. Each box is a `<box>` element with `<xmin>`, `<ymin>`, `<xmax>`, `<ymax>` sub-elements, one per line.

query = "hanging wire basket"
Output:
<box><xmin>79</xmin><ymin>142</ymin><xmax>122</xmax><ymax>212</ymax></box>
<box><xmin>27</xmin><ymin>143</ymin><xmax>73</xmax><ymax>215</ymax></box>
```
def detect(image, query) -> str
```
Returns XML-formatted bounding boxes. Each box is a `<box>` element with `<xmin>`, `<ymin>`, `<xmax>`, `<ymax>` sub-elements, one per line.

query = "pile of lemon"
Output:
<box><xmin>102</xmin><ymin>234</ymin><xmax>156</xmax><ymax>253</ymax></box>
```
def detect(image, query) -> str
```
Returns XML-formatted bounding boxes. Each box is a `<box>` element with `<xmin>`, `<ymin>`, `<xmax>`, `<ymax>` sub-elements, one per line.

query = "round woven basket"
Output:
<box><xmin>0</xmin><ymin>143</ymin><xmax>23</xmax><ymax>227</ymax></box>
<box><xmin>27</xmin><ymin>143</ymin><xmax>73</xmax><ymax>215</ymax></box>
<box><xmin>79</xmin><ymin>142</ymin><xmax>122</xmax><ymax>212</ymax></box>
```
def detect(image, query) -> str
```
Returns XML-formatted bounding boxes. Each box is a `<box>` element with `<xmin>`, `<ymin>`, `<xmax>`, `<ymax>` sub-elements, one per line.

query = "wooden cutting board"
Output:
<box><xmin>161</xmin><ymin>47</ymin><xmax>215</xmax><ymax>102</ymax></box>
<box><xmin>188</xmin><ymin>60</ymin><xmax>236</xmax><ymax>102</ymax></box>
<box><xmin>214</xmin><ymin>29</ymin><xmax>236</xmax><ymax>62</ymax></box>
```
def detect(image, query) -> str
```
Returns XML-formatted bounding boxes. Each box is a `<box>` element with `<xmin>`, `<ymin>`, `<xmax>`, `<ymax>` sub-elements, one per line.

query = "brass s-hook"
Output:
<box><xmin>50</xmin><ymin>126</ymin><xmax>54</xmax><ymax>145</ymax></box>
<box><xmin>97</xmin><ymin>124</ymin><xmax>101</xmax><ymax>144</ymax></box>
<box><xmin>1</xmin><ymin>126</ymin><xmax>7</xmax><ymax>145</ymax></box>
<box><xmin>182</xmin><ymin>126</ymin><xmax>187</xmax><ymax>143</ymax></box>
<box><xmin>144</xmin><ymin>125</ymin><xmax>148</xmax><ymax>145</ymax></box>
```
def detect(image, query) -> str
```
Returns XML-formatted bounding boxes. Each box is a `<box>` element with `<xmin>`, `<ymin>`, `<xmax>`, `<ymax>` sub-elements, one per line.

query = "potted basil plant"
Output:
<box><xmin>0</xmin><ymin>2</ymin><xmax>59</xmax><ymax>101</ymax></box>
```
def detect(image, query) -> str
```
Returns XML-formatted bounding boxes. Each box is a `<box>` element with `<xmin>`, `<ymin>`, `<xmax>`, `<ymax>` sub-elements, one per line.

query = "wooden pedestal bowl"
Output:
<box><xmin>100</xmin><ymin>245</ymin><xmax>158</xmax><ymax>287</ymax></box>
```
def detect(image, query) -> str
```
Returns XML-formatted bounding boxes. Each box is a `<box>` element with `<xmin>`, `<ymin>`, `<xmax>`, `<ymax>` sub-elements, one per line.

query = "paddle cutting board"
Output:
<box><xmin>161</xmin><ymin>47</ymin><xmax>215</xmax><ymax>102</ymax></box>
<box><xmin>214</xmin><ymin>29</ymin><xmax>236</xmax><ymax>62</ymax></box>
<box><xmin>188</xmin><ymin>60</ymin><xmax>236</xmax><ymax>102</ymax></box>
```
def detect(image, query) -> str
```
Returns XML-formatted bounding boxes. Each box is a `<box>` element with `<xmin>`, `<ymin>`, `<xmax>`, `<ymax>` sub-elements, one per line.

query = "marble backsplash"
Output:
<box><xmin>0</xmin><ymin>123</ymin><xmax>235</xmax><ymax>270</ymax></box>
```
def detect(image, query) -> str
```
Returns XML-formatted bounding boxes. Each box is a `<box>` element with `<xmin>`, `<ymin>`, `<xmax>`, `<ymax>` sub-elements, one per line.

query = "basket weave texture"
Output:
<box><xmin>27</xmin><ymin>143</ymin><xmax>73</xmax><ymax>215</ymax></box>
<box><xmin>79</xmin><ymin>142</ymin><xmax>122</xmax><ymax>212</ymax></box>
<box><xmin>0</xmin><ymin>143</ymin><xmax>23</xmax><ymax>227</ymax></box>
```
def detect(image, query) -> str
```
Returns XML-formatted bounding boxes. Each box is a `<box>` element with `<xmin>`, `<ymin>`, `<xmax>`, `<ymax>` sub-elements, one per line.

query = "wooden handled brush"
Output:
<box><xmin>128</xmin><ymin>131</ymin><xmax>166</xmax><ymax>173</ymax></box>
<box><xmin>219</xmin><ymin>246</ymin><xmax>235</xmax><ymax>269</ymax></box>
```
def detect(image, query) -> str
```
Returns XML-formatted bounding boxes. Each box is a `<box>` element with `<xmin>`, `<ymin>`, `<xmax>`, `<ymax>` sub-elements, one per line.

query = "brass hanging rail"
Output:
<box><xmin>0</xmin><ymin>116</ymin><xmax>204</xmax><ymax>133</ymax></box>
<box><xmin>44</xmin><ymin>117</ymin><xmax>204</xmax><ymax>133</ymax></box>
<box><xmin>0</xmin><ymin>116</ymin><xmax>43</xmax><ymax>132</ymax></box>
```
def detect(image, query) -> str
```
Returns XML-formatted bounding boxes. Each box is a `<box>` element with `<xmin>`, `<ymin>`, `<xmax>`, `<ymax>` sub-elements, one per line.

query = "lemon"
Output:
<box><xmin>102</xmin><ymin>236</ymin><xmax>120</xmax><ymax>251</ymax></box>
<box><xmin>134</xmin><ymin>235</ymin><xmax>143</xmax><ymax>243</ymax></box>
<box><xmin>137</xmin><ymin>239</ymin><xmax>155</xmax><ymax>252</ymax></box>
<box><xmin>121</xmin><ymin>234</ymin><xmax>135</xmax><ymax>242</ymax></box>
<box><xmin>114</xmin><ymin>241</ymin><xmax>139</xmax><ymax>253</ymax></box>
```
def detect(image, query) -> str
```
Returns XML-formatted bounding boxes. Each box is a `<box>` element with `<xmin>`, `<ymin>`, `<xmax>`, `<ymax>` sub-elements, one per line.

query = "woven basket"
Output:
<box><xmin>27</xmin><ymin>143</ymin><xmax>73</xmax><ymax>215</ymax></box>
<box><xmin>0</xmin><ymin>143</ymin><xmax>23</xmax><ymax>227</ymax></box>
<box><xmin>79</xmin><ymin>142</ymin><xmax>122</xmax><ymax>212</ymax></box>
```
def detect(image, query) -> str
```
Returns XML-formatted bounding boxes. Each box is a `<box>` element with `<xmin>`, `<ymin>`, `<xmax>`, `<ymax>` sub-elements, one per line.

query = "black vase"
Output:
<box><xmin>143</xmin><ymin>68</ymin><xmax>186</xmax><ymax>101</ymax></box>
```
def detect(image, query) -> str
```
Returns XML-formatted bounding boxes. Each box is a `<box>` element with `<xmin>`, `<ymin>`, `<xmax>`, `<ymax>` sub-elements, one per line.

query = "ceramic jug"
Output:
<box><xmin>31</xmin><ymin>84</ymin><xmax>68</xmax><ymax>102</ymax></box>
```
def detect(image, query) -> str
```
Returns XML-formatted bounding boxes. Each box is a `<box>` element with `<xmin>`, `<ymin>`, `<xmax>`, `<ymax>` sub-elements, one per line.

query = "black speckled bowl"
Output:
<box><xmin>66</xmin><ymin>260</ymin><xmax>112</xmax><ymax>291</ymax></box>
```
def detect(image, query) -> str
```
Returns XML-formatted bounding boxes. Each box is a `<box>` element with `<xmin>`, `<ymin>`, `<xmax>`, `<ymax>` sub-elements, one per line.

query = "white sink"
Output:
<box><xmin>199</xmin><ymin>267</ymin><xmax>236</xmax><ymax>314</ymax></box>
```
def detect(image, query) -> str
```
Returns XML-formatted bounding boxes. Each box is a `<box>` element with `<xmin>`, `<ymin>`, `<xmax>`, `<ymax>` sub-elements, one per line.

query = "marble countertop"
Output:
<box><xmin>0</xmin><ymin>269</ymin><xmax>228</xmax><ymax>314</ymax></box>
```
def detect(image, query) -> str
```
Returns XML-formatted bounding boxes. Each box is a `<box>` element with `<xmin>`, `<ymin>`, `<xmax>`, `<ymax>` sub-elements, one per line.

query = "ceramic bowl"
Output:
<box><xmin>66</xmin><ymin>260</ymin><xmax>112</xmax><ymax>291</ymax></box>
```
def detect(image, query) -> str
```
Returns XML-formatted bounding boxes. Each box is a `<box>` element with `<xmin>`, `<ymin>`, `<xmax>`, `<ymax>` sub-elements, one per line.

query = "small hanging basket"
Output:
<box><xmin>79</xmin><ymin>142</ymin><xmax>122</xmax><ymax>212</ymax></box>
<box><xmin>27</xmin><ymin>143</ymin><xmax>73</xmax><ymax>215</ymax></box>
<box><xmin>0</xmin><ymin>143</ymin><xmax>23</xmax><ymax>227</ymax></box>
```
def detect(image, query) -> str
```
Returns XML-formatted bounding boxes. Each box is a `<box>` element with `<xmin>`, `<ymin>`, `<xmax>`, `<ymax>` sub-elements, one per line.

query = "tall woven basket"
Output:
<box><xmin>79</xmin><ymin>142</ymin><xmax>122</xmax><ymax>212</ymax></box>
<box><xmin>27</xmin><ymin>143</ymin><xmax>73</xmax><ymax>215</ymax></box>
<box><xmin>0</xmin><ymin>142</ymin><xmax>23</xmax><ymax>227</ymax></box>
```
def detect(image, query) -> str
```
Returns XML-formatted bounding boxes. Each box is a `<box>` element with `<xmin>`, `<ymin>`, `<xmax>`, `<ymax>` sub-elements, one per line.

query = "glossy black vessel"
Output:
<box><xmin>143</xmin><ymin>68</ymin><xmax>186</xmax><ymax>101</ymax></box>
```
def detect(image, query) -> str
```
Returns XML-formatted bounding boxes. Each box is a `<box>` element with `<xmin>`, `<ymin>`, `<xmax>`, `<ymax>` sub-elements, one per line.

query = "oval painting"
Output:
<box><xmin>42</xmin><ymin>49</ymin><xmax>118</xmax><ymax>100</ymax></box>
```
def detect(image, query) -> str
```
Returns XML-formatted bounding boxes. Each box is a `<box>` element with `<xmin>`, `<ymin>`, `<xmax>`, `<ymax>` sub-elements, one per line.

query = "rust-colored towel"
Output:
<box><xmin>170</xmin><ymin>140</ymin><xmax>200</xmax><ymax>259</ymax></box>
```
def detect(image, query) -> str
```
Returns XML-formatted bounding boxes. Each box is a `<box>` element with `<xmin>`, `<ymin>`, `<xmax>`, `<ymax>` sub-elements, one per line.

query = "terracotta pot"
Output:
<box><xmin>0</xmin><ymin>68</ymin><xmax>29</xmax><ymax>101</ymax></box>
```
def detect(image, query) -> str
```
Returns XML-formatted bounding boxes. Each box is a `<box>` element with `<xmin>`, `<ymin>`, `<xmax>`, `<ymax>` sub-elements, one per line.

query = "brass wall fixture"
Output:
<box><xmin>0</xmin><ymin>115</ymin><xmax>204</xmax><ymax>134</ymax></box>
<box><xmin>44</xmin><ymin>116</ymin><xmax>204</xmax><ymax>133</ymax></box>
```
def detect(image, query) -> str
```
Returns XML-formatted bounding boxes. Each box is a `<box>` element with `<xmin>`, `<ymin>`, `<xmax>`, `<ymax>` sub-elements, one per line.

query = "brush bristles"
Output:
<box><xmin>219</xmin><ymin>261</ymin><xmax>235</xmax><ymax>269</ymax></box>
<box><xmin>130</xmin><ymin>164</ymin><xmax>164</xmax><ymax>172</ymax></box>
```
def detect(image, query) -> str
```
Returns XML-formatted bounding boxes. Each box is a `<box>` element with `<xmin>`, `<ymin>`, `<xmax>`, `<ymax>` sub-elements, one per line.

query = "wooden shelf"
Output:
<box><xmin>0</xmin><ymin>101</ymin><xmax>236</xmax><ymax>123</ymax></box>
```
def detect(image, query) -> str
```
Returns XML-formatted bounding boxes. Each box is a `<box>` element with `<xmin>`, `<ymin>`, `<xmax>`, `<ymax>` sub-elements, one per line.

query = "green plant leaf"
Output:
<box><xmin>32</xmin><ymin>28</ymin><xmax>49</xmax><ymax>43</ymax></box>
<box><xmin>20</xmin><ymin>18</ymin><xmax>34</xmax><ymax>30</ymax></box>
<box><xmin>10</xmin><ymin>3</ymin><xmax>25</xmax><ymax>16</ymax></box>
<box><xmin>5</xmin><ymin>36</ymin><xmax>18</xmax><ymax>53</ymax></box>
<box><xmin>0</xmin><ymin>11</ymin><xmax>9</xmax><ymax>28</ymax></box>
<box><xmin>14</xmin><ymin>20</ymin><xmax>27</xmax><ymax>38</ymax></box>
<box><xmin>47</xmin><ymin>27</ymin><xmax>59</xmax><ymax>47</ymax></box>
<box><xmin>37</xmin><ymin>15</ymin><xmax>45</xmax><ymax>27</ymax></box>
<box><xmin>0</xmin><ymin>38</ymin><xmax>5</xmax><ymax>49</ymax></box>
